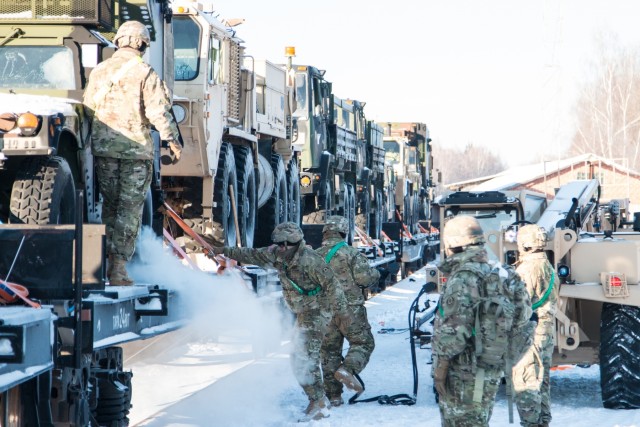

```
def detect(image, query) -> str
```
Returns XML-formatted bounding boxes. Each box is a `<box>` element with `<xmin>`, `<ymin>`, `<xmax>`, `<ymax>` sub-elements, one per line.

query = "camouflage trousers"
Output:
<box><xmin>438</xmin><ymin>361</ymin><xmax>502</xmax><ymax>427</ymax></box>
<box><xmin>321</xmin><ymin>304</ymin><xmax>375</xmax><ymax>398</ymax></box>
<box><xmin>512</xmin><ymin>319</ymin><xmax>554</xmax><ymax>427</ymax></box>
<box><xmin>95</xmin><ymin>157</ymin><xmax>152</xmax><ymax>261</ymax></box>
<box><xmin>291</xmin><ymin>308</ymin><xmax>332</xmax><ymax>402</ymax></box>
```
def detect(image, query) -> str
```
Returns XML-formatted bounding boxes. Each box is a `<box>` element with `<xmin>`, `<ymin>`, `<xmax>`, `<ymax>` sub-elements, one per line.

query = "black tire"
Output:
<box><xmin>234</xmin><ymin>146</ymin><xmax>257</xmax><ymax>248</ymax></box>
<box><xmin>10</xmin><ymin>156</ymin><xmax>76</xmax><ymax>224</ymax></box>
<box><xmin>355</xmin><ymin>186</ymin><xmax>370</xmax><ymax>237</ymax></box>
<box><xmin>370</xmin><ymin>189</ymin><xmax>383</xmax><ymax>240</ymax></box>
<box><xmin>303</xmin><ymin>178</ymin><xmax>333</xmax><ymax>224</ymax></box>
<box><xmin>600</xmin><ymin>302</ymin><xmax>640</xmax><ymax>409</ymax></box>
<box><xmin>212</xmin><ymin>142</ymin><xmax>238</xmax><ymax>247</ymax></box>
<box><xmin>287</xmin><ymin>159</ymin><xmax>301</xmax><ymax>226</ymax></box>
<box><xmin>255</xmin><ymin>154</ymin><xmax>287</xmax><ymax>247</ymax></box>
<box><xmin>346</xmin><ymin>184</ymin><xmax>356</xmax><ymax>244</ymax></box>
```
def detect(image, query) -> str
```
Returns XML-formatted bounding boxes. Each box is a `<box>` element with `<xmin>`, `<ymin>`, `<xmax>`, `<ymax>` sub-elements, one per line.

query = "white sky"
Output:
<box><xmin>204</xmin><ymin>0</ymin><xmax>640</xmax><ymax>167</ymax></box>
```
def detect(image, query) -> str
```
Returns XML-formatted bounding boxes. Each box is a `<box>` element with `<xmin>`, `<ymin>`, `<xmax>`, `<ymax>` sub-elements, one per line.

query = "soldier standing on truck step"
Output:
<box><xmin>316</xmin><ymin>215</ymin><xmax>379</xmax><ymax>406</ymax></box>
<box><xmin>83</xmin><ymin>20</ymin><xmax>181</xmax><ymax>286</ymax></box>
<box><xmin>512</xmin><ymin>224</ymin><xmax>557</xmax><ymax>427</ymax></box>
<box><xmin>432</xmin><ymin>215</ymin><xmax>533</xmax><ymax>427</ymax></box>
<box><xmin>210</xmin><ymin>222</ymin><xmax>348</xmax><ymax>421</ymax></box>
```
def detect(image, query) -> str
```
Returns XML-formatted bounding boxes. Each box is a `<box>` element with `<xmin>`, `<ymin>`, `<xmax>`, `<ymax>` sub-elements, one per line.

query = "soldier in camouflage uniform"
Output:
<box><xmin>316</xmin><ymin>216</ymin><xmax>379</xmax><ymax>406</ymax></box>
<box><xmin>512</xmin><ymin>224</ymin><xmax>557</xmax><ymax>427</ymax></box>
<box><xmin>210</xmin><ymin>222</ymin><xmax>346</xmax><ymax>421</ymax></box>
<box><xmin>432</xmin><ymin>215</ymin><xmax>532</xmax><ymax>427</ymax></box>
<box><xmin>83</xmin><ymin>21</ymin><xmax>180</xmax><ymax>285</ymax></box>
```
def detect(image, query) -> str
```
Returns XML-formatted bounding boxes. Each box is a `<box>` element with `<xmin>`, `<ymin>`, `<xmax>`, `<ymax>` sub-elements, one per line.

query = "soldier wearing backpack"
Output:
<box><xmin>512</xmin><ymin>224</ymin><xmax>557</xmax><ymax>427</ymax></box>
<box><xmin>432</xmin><ymin>215</ymin><xmax>534</xmax><ymax>427</ymax></box>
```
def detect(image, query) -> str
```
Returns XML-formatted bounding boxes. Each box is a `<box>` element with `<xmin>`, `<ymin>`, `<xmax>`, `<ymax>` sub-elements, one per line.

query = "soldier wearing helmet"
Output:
<box><xmin>432</xmin><ymin>216</ymin><xmax>532</xmax><ymax>427</ymax></box>
<box><xmin>211</xmin><ymin>222</ymin><xmax>347</xmax><ymax>421</ymax></box>
<box><xmin>316</xmin><ymin>216</ymin><xmax>379</xmax><ymax>405</ymax></box>
<box><xmin>512</xmin><ymin>224</ymin><xmax>557</xmax><ymax>427</ymax></box>
<box><xmin>83</xmin><ymin>20</ymin><xmax>180</xmax><ymax>285</ymax></box>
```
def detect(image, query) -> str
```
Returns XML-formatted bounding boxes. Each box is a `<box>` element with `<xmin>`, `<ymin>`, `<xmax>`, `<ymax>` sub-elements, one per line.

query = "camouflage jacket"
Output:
<box><xmin>316</xmin><ymin>235</ymin><xmax>380</xmax><ymax>306</ymax></box>
<box><xmin>224</xmin><ymin>241</ymin><xmax>347</xmax><ymax>315</ymax></box>
<box><xmin>516</xmin><ymin>252</ymin><xmax>557</xmax><ymax>322</ymax></box>
<box><xmin>83</xmin><ymin>48</ymin><xmax>179</xmax><ymax>160</ymax></box>
<box><xmin>433</xmin><ymin>246</ymin><xmax>532</xmax><ymax>362</ymax></box>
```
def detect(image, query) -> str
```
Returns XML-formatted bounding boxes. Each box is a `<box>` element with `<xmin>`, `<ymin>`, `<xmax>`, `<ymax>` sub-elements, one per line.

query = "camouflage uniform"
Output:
<box><xmin>222</xmin><ymin>237</ymin><xmax>347</xmax><ymax>404</ymax></box>
<box><xmin>513</xmin><ymin>226</ymin><xmax>557</xmax><ymax>427</ymax></box>
<box><xmin>316</xmin><ymin>225</ymin><xmax>379</xmax><ymax>400</ymax></box>
<box><xmin>433</xmin><ymin>216</ymin><xmax>532</xmax><ymax>427</ymax></box>
<box><xmin>83</xmin><ymin>22</ymin><xmax>179</xmax><ymax>264</ymax></box>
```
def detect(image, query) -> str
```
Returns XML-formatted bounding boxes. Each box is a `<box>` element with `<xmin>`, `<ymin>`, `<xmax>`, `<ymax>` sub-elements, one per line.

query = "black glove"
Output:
<box><xmin>161</xmin><ymin>139</ymin><xmax>182</xmax><ymax>165</ymax></box>
<box><xmin>530</xmin><ymin>311</ymin><xmax>539</xmax><ymax>324</ymax></box>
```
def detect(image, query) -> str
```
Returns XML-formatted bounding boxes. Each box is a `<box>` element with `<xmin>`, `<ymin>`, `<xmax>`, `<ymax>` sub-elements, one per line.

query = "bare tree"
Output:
<box><xmin>432</xmin><ymin>141</ymin><xmax>506</xmax><ymax>187</ymax></box>
<box><xmin>570</xmin><ymin>33</ymin><xmax>640</xmax><ymax>169</ymax></box>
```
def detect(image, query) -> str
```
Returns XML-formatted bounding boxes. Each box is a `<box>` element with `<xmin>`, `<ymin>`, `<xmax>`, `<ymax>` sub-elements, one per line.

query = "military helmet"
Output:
<box><xmin>271</xmin><ymin>222</ymin><xmax>304</xmax><ymax>244</ymax></box>
<box><xmin>114</xmin><ymin>21</ymin><xmax>151</xmax><ymax>49</ymax></box>
<box><xmin>443</xmin><ymin>215</ymin><xmax>485</xmax><ymax>251</ymax></box>
<box><xmin>517</xmin><ymin>224</ymin><xmax>547</xmax><ymax>253</ymax></box>
<box><xmin>323</xmin><ymin>215</ymin><xmax>349</xmax><ymax>235</ymax></box>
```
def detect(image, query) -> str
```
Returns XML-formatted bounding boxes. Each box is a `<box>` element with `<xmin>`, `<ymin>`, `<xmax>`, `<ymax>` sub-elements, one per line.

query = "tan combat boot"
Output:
<box><xmin>299</xmin><ymin>396</ymin><xmax>330</xmax><ymax>422</ymax></box>
<box><xmin>109</xmin><ymin>257</ymin><xmax>134</xmax><ymax>286</ymax></box>
<box><xmin>334</xmin><ymin>366</ymin><xmax>364</xmax><ymax>394</ymax></box>
<box><xmin>328</xmin><ymin>394</ymin><xmax>344</xmax><ymax>407</ymax></box>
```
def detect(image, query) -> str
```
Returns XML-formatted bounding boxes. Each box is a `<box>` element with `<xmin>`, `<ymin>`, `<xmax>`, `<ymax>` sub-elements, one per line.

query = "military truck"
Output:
<box><xmin>378</xmin><ymin>122</ymin><xmax>434</xmax><ymax>233</ymax></box>
<box><xmin>0</xmin><ymin>1</ymin><xmax>190</xmax><ymax>424</ymax></box>
<box><xmin>0</xmin><ymin>0</ymin><xmax>173</xmax><ymax>233</ymax></box>
<box><xmin>162</xmin><ymin>1</ymin><xmax>297</xmax><ymax>249</ymax></box>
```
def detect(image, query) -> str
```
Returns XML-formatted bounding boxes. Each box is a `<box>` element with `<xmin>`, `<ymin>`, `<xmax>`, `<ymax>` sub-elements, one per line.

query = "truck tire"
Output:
<box><xmin>355</xmin><ymin>186</ymin><xmax>370</xmax><ymax>237</ymax></box>
<box><xmin>370</xmin><ymin>189</ymin><xmax>383</xmax><ymax>240</ymax></box>
<box><xmin>287</xmin><ymin>159</ymin><xmax>301</xmax><ymax>226</ymax></box>
<box><xmin>346</xmin><ymin>184</ymin><xmax>356</xmax><ymax>244</ymax></box>
<box><xmin>600</xmin><ymin>302</ymin><xmax>640</xmax><ymax>409</ymax></box>
<box><xmin>234</xmin><ymin>146</ymin><xmax>257</xmax><ymax>248</ymax></box>
<box><xmin>303</xmin><ymin>179</ymin><xmax>333</xmax><ymax>224</ymax></box>
<box><xmin>255</xmin><ymin>154</ymin><xmax>287</xmax><ymax>247</ymax></box>
<box><xmin>10</xmin><ymin>156</ymin><xmax>76</xmax><ymax>224</ymax></box>
<box><xmin>212</xmin><ymin>142</ymin><xmax>238</xmax><ymax>247</ymax></box>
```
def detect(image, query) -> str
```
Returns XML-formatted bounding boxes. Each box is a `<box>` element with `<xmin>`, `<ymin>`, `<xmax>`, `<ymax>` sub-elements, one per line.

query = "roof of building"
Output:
<box><xmin>446</xmin><ymin>153</ymin><xmax>640</xmax><ymax>191</ymax></box>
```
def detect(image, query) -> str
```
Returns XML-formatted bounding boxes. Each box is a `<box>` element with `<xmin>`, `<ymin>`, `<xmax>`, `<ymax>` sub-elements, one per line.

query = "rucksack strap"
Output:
<box><xmin>532</xmin><ymin>268</ymin><xmax>555</xmax><ymax>311</ymax></box>
<box><xmin>325</xmin><ymin>241</ymin><xmax>347</xmax><ymax>263</ymax></box>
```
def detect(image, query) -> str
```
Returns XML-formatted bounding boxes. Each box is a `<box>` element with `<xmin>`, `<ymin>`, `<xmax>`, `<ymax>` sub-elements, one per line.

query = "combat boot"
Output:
<box><xmin>298</xmin><ymin>396</ymin><xmax>330</xmax><ymax>422</ymax></box>
<box><xmin>334</xmin><ymin>366</ymin><xmax>364</xmax><ymax>394</ymax></box>
<box><xmin>328</xmin><ymin>394</ymin><xmax>344</xmax><ymax>407</ymax></box>
<box><xmin>109</xmin><ymin>257</ymin><xmax>134</xmax><ymax>286</ymax></box>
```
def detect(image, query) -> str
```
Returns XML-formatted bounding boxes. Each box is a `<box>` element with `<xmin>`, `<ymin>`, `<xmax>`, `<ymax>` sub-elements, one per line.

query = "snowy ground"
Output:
<box><xmin>125</xmin><ymin>232</ymin><xmax>640</xmax><ymax>426</ymax></box>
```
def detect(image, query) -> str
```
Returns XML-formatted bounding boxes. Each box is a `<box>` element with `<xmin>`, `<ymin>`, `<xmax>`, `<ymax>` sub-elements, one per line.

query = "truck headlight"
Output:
<box><xmin>0</xmin><ymin>113</ymin><xmax>17</xmax><ymax>132</ymax></box>
<box><xmin>17</xmin><ymin>112</ymin><xmax>40</xmax><ymax>136</ymax></box>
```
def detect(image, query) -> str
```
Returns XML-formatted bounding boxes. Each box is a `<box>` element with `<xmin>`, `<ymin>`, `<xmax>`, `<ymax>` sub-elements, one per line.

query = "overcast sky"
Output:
<box><xmin>206</xmin><ymin>0</ymin><xmax>640</xmax><ymax>167</ymax></box>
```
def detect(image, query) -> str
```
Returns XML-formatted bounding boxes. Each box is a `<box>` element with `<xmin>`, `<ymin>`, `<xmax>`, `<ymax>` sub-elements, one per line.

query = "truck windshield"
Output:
<box><xmin>452</xmin><ymin>208</ymin><xmax>518</xmax><ymax>233</ymax></box>
<box><xmin>293</xmin><ymin>72</ymin><xmax>308</xmax><ymax>117</ymax></box>
<box><xmin>173</xmin><ymin>16</ymin><xmax>200</xmax><ymax>81</ymax></box>
<box><xmin>0</xmin><ymin>46</ymin><xmax>75</xmax><ymax>89</ymax></box>
<box><xmin>384</xmin><ymin>140</ymin><xmax>401</xmax><ymax>163</ymax></box>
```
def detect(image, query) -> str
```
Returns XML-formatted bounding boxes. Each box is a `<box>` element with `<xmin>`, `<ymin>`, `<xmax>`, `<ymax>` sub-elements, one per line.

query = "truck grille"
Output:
<box><xmin>0</xmin><ymin>0</ymin><xmax>115</xmax><ymax>29</ymax></box>
<box><xmin>227</xmin><ymin>40</ymin><xmax>241</xmax><ymax>123</ymax></box>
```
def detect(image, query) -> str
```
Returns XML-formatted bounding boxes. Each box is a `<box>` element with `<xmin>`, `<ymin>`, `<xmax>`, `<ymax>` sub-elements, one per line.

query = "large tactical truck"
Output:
<box><xmin>0</xmin><ymin>0</ymin><xmax>171</xmax><ymax>231</ymax></box>
<box><xmin>433</xmin><ymin>180</ymin><xmax>640</xmax><ymax>409</ymax></box>
<box><xmin>0</xmin><ymin>1</ymin><xmax>188</xmax><ymax>424</ymax></box>
<box><xmin>162</xmin><ymin>1</ymin><xmax>297</xmax><ymax>249</ymax></box>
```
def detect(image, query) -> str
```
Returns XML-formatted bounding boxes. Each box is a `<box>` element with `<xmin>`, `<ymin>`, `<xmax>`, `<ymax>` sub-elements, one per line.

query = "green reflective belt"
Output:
<box><xmin>325</xmin><ymin>241</ymin><xmax>347</xmax><ymax>263</ymax></box>
<box><xmin>282</xmin><ymin>262</ymin><xmax>322</xmax><ymax>296</ymax></box>
<box><xmin>532</xmin><ymin>270</ymin><xmax>555</xmax><ymax>311</ymax></box>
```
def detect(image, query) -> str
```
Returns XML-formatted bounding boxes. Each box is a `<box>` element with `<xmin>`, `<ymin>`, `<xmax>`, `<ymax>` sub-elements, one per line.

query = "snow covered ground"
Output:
<box><xmin>126</xmin><ymin>231</ymin><xmax>640</xmax><ymax>426</ymax></box>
